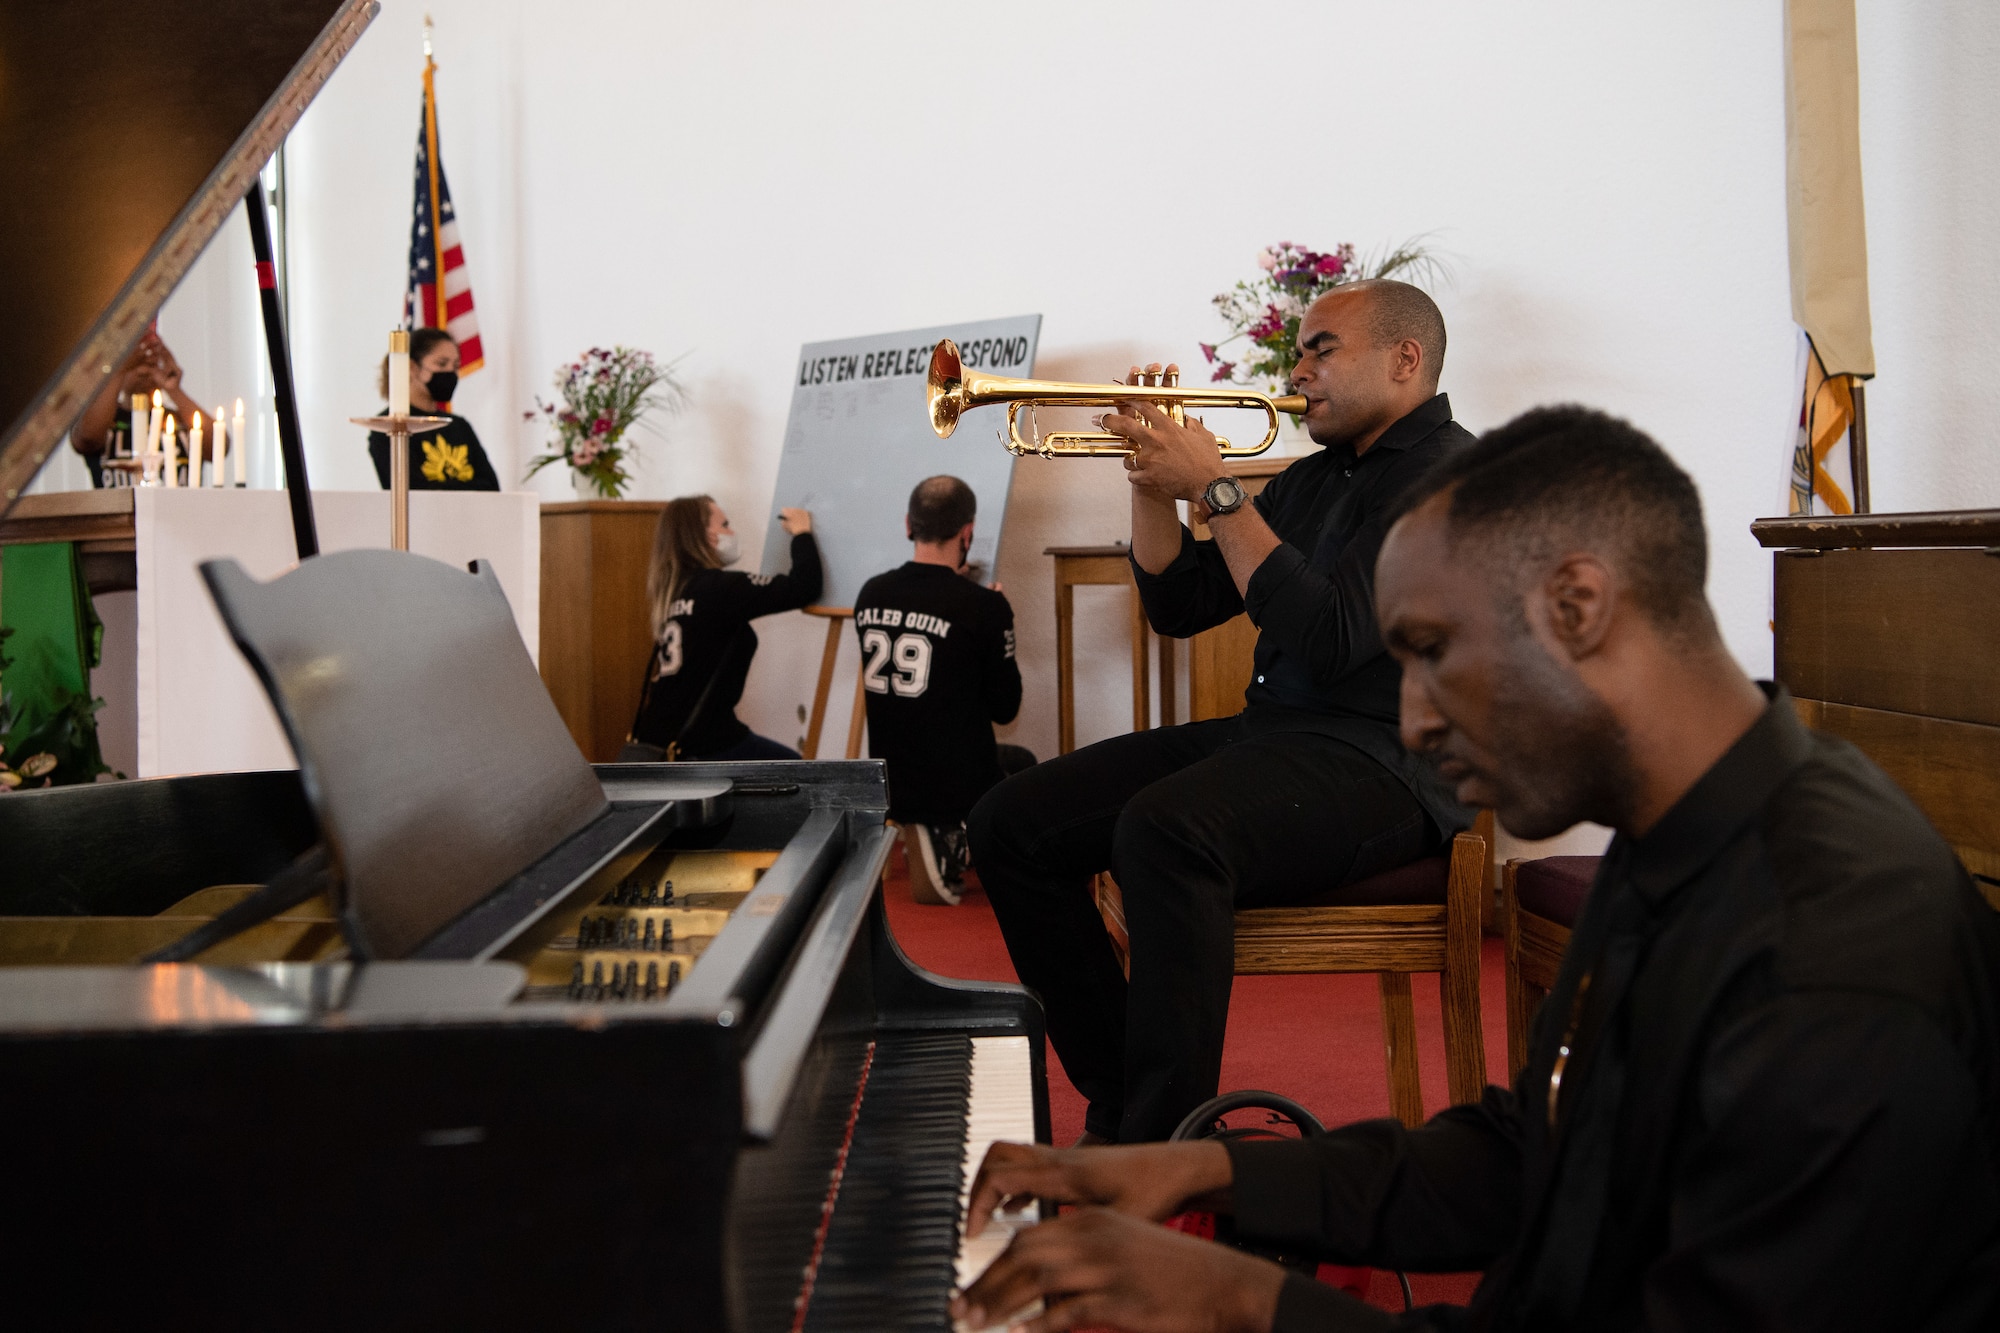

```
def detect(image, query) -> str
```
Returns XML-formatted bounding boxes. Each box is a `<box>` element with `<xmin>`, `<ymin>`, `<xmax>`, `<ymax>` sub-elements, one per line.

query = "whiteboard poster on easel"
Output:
<box><xmin>762</xmin><ymin>314</ymin><xmax>1041</xmax><ymax>607</ymax></box>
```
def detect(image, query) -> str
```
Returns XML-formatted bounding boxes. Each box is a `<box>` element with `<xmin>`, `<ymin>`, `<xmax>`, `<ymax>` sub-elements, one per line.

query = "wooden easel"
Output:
<box><xmin>800</xmin><ymin>605</ymin><xmax>866</xmax><ymax>760</ymax></box>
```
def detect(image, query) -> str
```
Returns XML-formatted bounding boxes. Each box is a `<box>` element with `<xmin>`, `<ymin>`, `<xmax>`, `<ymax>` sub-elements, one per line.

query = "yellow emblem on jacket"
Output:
<box><xmin>421</xmin><ymin>438</ymin><xmax>474</xmax><ymax>484</ymax></box>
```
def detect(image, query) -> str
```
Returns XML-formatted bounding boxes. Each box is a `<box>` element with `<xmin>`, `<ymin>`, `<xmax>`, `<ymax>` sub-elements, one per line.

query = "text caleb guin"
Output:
<box><xmin>854</xmin><ymin>606</ymin><xmax>952</xmax><ymax>638</ymax></box>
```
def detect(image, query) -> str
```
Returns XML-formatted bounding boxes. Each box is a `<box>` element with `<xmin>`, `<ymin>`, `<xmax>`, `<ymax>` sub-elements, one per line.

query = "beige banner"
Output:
<box><xmin>1785</xmin><ymin>0</ymin><xmax>1875</xmax><ymax>378</ymax></box>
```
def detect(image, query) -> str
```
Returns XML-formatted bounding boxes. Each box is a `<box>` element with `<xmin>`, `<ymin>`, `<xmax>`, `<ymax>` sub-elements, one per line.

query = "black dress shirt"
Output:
<box><xmin>1224</xmin><ymin>687</ymin><xmax>2000</xmax><ymax>1330</ymax></box>
<box><xmin>1130</xmin><ymin>394</ymin><xmax>1473</xmax><ymax>833</ymax></box>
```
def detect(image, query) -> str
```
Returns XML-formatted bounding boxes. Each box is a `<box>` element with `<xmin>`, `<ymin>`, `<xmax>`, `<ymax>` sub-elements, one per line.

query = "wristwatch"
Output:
<box><xmin>1201</xmin><ymin>476</ymin><xmax>1248</xmax><ymax>517</ymax></box>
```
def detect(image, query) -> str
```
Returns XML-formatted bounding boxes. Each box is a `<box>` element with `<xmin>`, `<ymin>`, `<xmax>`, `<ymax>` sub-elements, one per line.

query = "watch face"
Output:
<box><xmin>1208</xmin><ymin>478</ymin><xmax>1244</xmax><ymax>510</ymax></box>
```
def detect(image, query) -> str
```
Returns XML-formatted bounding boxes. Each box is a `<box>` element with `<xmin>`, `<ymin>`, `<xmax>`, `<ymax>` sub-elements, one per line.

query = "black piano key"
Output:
<box><xmin>797</xmin><ymin>1033</ymin><xmax>973</xmax><ymax>1332</ymax></box>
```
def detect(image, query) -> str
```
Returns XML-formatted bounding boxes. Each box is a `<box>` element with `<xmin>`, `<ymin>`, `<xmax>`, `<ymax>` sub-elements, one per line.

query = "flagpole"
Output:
<box><xmin>423</xmin><ymin>20</ymin><xmax>447</xmax><ymax>331</ymax></box>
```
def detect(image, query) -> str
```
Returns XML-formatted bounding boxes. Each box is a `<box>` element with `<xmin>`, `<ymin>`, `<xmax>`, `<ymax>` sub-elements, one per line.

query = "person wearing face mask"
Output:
<box><xmin>627</xmin><ymin>495</ymin><xmax>820</xmax><ymax>761</ymax></box>
<box><xmin>853</xmin><ymin>475</ymin><xmax>1032</xmax><ymax>905</ymax></box>
<box><xmin>367</xmin><ymin>326</ymin><xmax>499</xmax><ymax>491</ymax></box>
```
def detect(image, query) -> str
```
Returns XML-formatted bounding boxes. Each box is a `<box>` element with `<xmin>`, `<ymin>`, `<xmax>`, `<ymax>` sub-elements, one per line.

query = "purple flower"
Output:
<box><xmin>1315</xmin><ymin>253</ymin><xmax>1345</xmax><ymax>275</ymax></box>
<box><xmin>1211</xmin><ymin>361</ymin><xmax>1235</xmax><ymax>382</ymax></box>
<box><xmin>1198</xmin><ymin>342</ymin><xmax>1217</xmax><ymax>364</ymax></box>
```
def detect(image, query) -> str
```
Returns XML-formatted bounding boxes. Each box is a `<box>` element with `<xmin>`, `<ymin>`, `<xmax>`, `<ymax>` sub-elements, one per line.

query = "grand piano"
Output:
<box><xmin>0</xmin><ymin>4</ymin><xmax>1046</xmax><ymax>1328</ymax></box>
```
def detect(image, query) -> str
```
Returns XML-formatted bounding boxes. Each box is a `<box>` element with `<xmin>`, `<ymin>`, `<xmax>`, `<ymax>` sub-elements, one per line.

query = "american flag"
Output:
<box><xmin>404</xmin><ymin>52</ymin><xmax>484</xmax><ymax>374</ymax></box>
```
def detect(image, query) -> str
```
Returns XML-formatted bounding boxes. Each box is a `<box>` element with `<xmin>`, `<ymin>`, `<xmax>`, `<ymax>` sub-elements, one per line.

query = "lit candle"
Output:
<box><xmin>388</xmin><ymin>329</ymin><xmax>410</xmax><ymax>418</ymax></box>
<box><xmin>145</xmin><ymin>389</ymin><xmax>164</xmax><ymax>457</ymax></box>
<box><xmin>188</xmin><ymin>411</ymin><xmax>204</xmax><ymax>487</ymax></box>
<box><xmin>162</xmin><ymin>415</ymin><xmax>179</xmax><ymax>487</ymax></box>
<box><xmin>233</xmin><ymin>398</ymin><xmax>246</xmax><ymax>485</ymax></box>
<box><xmin>210</xmin><ymin>405</ymin><xmax>227</xmax><ymax>487</ymax></box>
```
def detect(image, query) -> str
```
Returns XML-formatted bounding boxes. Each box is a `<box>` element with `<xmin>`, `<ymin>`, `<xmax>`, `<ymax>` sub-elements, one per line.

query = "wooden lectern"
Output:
<box><xmin>539</xmin><ymin>499</ymin><xmax>667</xmax><ymax>761</ymax></box>
<box><xmin>1755</xmin><ymin>509</ymin><xmax>2000</xmax><ymax>910</ymax></box>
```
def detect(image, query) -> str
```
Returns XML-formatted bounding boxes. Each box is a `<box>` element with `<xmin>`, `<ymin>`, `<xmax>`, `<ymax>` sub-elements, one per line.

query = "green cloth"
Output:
<box><xmin>0</xmin><ymin>542</ymin><xmax>109</xmax><ymax>784</ymax></box>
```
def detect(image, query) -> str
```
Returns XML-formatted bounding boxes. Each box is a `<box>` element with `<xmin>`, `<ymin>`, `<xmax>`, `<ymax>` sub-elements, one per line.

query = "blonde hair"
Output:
<box><xmin>647</xmin><ymin>495</ymin><xmax>722</xmax><ymax>639</ymax></box>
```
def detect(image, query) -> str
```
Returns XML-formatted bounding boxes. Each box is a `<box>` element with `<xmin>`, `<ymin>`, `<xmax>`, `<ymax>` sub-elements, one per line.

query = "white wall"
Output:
<box><xmin>149</xmin><ymin>1</ymin><xmax>1999</xmax><ymax>808</ymax></box>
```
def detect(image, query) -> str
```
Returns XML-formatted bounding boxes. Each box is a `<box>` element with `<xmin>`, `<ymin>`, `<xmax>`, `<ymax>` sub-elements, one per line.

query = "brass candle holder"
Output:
<box><xmin>349</xmin><ymin>414</ymin><xmax>450</xmax><ymax>550</ymax></box>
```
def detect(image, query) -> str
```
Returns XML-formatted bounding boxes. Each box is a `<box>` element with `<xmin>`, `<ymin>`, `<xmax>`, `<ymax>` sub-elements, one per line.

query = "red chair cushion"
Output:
<box><xmin>1291</xmin><ymin>855</ymin><xmax>1449</xmax><ymax>909</ymax></box>
<box><xmin>1515</xmin><ymin>856</ymin><xmax>1599</xmax><ymax>928</ymax></box>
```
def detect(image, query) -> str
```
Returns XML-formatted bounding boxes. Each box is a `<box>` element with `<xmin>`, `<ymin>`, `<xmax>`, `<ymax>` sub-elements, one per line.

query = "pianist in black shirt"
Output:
<box><xmin>367</xmin><ymin>326</ymin><xmax>500</xmax><ymax>491</ymax></box>
<box><xmin>952</xmin><ymin>406</ymin><xmax>2000</xmax><ymax>1333</ymax></box>
<box><xmin>853</xmin><ymin>475</ymin><xmax>1029</xmax><ymax>906</ymax></box>
<box><xmin>629</xmin><ymin>495</ymin><xmax>821</xmax><ymax>761</ymax></box>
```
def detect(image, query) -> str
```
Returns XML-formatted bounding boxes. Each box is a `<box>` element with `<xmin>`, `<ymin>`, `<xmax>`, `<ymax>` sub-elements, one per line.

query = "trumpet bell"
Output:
<box><xmin>926</xmin><ymin>338</ymin><xmax>1308</xmax><ymax>458</ymax></box>
<box><xmin>928</xmin><ymin>338</ymin><xmax>967</xmax><ymax>439</ymax></box>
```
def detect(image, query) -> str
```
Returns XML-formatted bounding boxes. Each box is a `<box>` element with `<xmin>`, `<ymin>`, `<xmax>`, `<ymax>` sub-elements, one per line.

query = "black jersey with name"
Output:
<box><xmin>631</xmin><ymin>532</ymin><xmax>822</xmax><ymax>757</ymax></box>
<box><xmin>852</xmin><ymin>561</ymin><xmax>1021</xmax><ymax>826</ymax></box>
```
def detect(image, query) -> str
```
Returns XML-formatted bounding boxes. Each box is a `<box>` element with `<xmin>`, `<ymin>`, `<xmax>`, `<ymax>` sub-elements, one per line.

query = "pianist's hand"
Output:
<box><xmin>950</xmin><ymin>1206</ymin><xmax>1285</xmax><ymax>1333</ymax></box>
<box><xmin>964</xmin><ymin>1140</ymin><xmax>1233</xmax><ymax>1239</ymax></box>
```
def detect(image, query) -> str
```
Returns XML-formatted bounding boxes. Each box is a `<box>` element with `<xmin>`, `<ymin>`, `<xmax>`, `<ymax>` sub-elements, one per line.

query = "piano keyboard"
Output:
<box><xmin>955</xmin><ymin>1035</ymin><xmax>1039</xmax><ymax>1294</ymax></box>
<box><xmin>757</xmin><ymin>1032</ymin><xmax>1037</xmax><ymax>1332</ymax></box>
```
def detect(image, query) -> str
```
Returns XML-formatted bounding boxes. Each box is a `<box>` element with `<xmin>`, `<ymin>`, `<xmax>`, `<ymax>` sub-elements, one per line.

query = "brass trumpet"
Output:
<box><xmin>926</xmin><ymin>338</ymin><xmax>1309</xmax><ymax>458</ymax></box>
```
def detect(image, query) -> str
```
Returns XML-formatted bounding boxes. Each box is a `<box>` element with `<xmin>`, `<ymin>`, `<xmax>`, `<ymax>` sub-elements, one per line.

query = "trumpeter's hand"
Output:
<box><xmin>778</xmin><ymin>507</ymin><xmax>812</xmax><ymax>535</ymax></box>
<box><xmin>1103</xmin><ymin>364</ymin><xmax>1226</xmax><ymax>504</ymax></box>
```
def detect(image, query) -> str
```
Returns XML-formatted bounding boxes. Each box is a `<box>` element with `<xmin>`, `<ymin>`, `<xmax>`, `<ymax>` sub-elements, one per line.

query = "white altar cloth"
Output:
<box><xmin>133</xmin><ymin>489</ymin><xmax>539</xmax><ymax>776</ymax></box>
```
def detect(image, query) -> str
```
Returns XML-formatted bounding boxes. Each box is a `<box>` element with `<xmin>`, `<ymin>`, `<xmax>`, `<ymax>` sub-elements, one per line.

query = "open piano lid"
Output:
<box><xmin>0</xmin><ymin>0</ymin><xmax>377</xmax><ymax>512</ymax></box>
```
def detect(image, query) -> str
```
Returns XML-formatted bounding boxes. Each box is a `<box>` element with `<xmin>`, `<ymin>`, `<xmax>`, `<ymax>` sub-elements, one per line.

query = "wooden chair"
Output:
<box><xmin>1499</xmin><ymin>855</ymin><xmax>1598</xmax><ymax>1079</ymax></box>
<box><xmin>1095</xmin><ymin>817</ymin><xmax>1490</xmax><ymax>1129</ymax></box>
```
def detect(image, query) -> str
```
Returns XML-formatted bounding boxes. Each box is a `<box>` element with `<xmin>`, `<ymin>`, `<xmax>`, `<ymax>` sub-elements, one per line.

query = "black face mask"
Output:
<box><xmin>424</xmin><ymin>369</ymin><xmax>459</xmax><ymax>405</ymax></box>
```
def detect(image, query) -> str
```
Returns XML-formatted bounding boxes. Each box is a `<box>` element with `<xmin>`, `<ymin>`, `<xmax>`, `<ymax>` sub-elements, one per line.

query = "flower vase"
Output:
<box><xmin>573</xmin><ymin>470</ymin><xmax>601</xmax><ymax>500</ymax></box>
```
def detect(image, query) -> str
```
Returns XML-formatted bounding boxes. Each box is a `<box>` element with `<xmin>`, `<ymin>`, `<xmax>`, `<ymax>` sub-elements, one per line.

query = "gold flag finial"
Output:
<box><xmin>423</xmin><ymin>13</ymin><xmax>434</xmax><ymax>59</ymax></box>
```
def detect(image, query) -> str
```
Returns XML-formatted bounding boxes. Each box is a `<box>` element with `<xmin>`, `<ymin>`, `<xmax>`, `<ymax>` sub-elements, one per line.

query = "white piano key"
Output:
<box><xmin>954</xmin><ymin>1035</ymin><xmax>1041</xmax><ymax>1331</ymax></box>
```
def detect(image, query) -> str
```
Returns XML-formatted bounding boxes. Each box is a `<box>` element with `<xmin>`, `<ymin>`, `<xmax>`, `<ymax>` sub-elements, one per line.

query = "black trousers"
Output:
<box><xmin>967</xmin><ymin>712</ymin><xmax>1434</xmax><ymax>1142</ymax></box>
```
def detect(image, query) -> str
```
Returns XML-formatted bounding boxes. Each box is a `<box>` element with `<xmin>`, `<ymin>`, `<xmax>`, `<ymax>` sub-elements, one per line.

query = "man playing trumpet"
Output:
<box><xmin>969</xmin><ymin>280</ymin><xmax>1473</xmax><ymax>1145</ymax></box>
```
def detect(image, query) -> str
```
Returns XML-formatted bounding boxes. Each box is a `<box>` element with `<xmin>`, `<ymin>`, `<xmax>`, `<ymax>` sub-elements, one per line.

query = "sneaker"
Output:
<box><xmin>906</xmin><ymin>822</ymin><xmax>964</xmax><ymax>907</ymax></box>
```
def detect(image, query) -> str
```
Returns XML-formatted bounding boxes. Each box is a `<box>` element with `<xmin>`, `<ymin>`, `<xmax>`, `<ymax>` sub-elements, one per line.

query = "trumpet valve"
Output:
<box><xmin>1162</xmin><ymin>368</ymin><xmax>1187</xmax><ymax>425</ymax></box>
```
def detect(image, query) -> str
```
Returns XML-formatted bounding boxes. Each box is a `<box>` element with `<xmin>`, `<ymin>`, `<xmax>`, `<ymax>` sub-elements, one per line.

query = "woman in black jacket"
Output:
<box><xmin>367</xmin><ymin>327</ymin><xmax>500</xmax><ymax>490</ymax></box>
<box><xmin>630</xmin><ymin>495</ymin><xmax>820</xmax><ymax>759</ymax></box>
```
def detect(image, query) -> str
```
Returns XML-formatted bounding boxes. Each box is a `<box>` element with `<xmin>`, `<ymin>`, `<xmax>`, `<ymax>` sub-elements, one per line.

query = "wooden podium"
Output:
<box><xmin>538</xmin><ymin>499</ymin><xmax>667</xmax><ymax>762</ymax></box>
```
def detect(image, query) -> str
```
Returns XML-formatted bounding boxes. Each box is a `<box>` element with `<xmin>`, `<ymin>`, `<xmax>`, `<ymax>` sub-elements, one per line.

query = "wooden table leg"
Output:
<box><xmin>1130</xmin><ymin>584</ymin><xmax>1150</xmax><ymax>733</ymax></box>
<box><xmin>802</xmin><ymin>615</ymin><xmax>844</xmax><ymax>760</ymax></box>
<box><xmin>845</xmin><ymin>663</ymin><xmax>868</xmax><ymax>760</ymax></box>
<box><xmin>1056</xmin><ymin>578</ymin><xmax>1076</xmax><ymax>754</ymax></box>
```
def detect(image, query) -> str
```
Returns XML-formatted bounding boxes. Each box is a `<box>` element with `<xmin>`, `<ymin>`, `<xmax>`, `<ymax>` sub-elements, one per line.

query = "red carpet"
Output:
<box><xmin>882</xmin><ymin>844</ymin><xmax>1503</xmax><ymax>1312</ymax></box>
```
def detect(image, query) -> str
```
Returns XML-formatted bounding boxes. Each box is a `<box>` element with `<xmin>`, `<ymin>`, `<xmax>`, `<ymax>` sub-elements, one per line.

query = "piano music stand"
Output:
<box><xmin>200</xmin><ymin>548</ymin><xmax>710</xmax><ymax>959</ymax></box>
